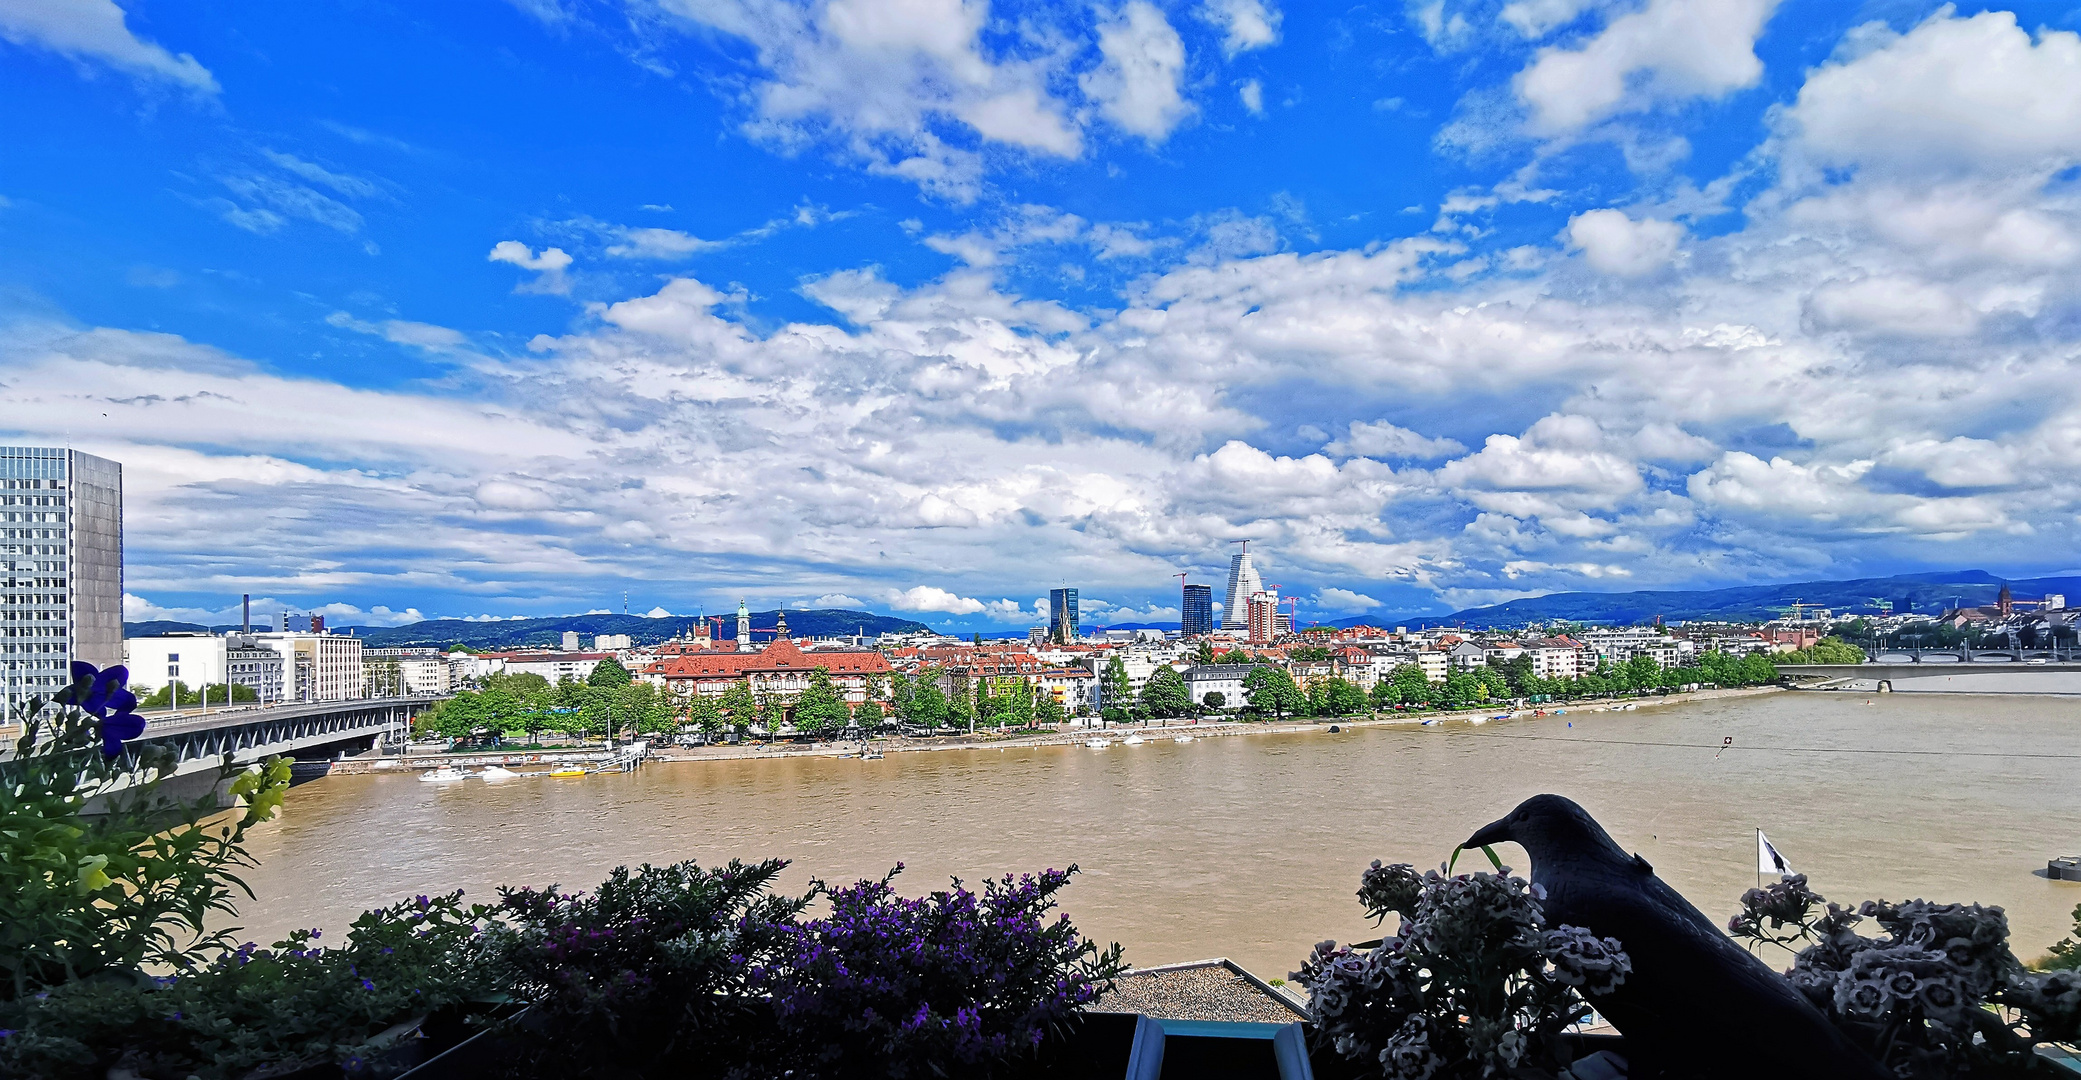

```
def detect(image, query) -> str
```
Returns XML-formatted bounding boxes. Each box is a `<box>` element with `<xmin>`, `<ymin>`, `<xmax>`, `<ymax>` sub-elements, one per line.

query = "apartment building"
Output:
<box><xmin>0</xmin><ymin>447</ymin><xmax>121</xmax><ymax>714</ymax></box>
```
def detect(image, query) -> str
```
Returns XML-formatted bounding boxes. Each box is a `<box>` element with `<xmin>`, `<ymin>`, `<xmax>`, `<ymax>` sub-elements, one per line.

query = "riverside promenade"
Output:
<box><xmin>649</xmin><ymin>684</ymin><xmax>1785</xmax><ymax>766</ymax></box>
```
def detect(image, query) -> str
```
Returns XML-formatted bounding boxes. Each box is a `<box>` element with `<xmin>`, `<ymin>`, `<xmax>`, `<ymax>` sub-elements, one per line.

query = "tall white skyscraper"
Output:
<box><xmin>1</xmin><ymin>447</ymin><xmax>122</xmax><ymax>715</ymax></box>
<box><xmin>1220</xmin><ymin>542</ymin><xmax>1263</xmax><ymax>630</ymax></box>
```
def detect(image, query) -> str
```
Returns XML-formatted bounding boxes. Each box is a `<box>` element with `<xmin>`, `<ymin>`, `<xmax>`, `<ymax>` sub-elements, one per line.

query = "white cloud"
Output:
<box><xmin>1314</xmin><ymin>587</ymin><xmax>1381</xmax><ymax>613</ymax></box>
<box><xmin>886</xmin><ymin>585</ymin><xmax>988</xmax><ymax>614</ymax></box>
<box><xmin>1200</xmin><ymin>0</ymin><xmax>1280</xmax><ymax>56</ymax></box>
<box><xmin>800</xmin><ymin>593</ymin><xmax>868</xmax><ymax>608</ymax></box>
<box><xmin>487</xmin><ymin>241</ymin><xmax>573</xmax><ymax>294</ymax></box>
<box><xmin>605</xmin><ymin>227</ymin><xmax>721</xmax><ymax>259</ymax></box>
<box><xmin>1499</xmin><ymin>0</ymin><xmax>1602</xmax><ymax>39</ymax></box>
<box><xmin>1238</xmin><ymin>79</ymin><xmax>1263</xmax><ymax>115</ymax></box>
<box><xmin>1563</xmin><ymin>209</ymin><xmax>1683</xmax><ymax>276</ymax></box>
<box><xmin>1081</xmin><ymin>2</ymin><xmax>1194</xmax><ymax>143</ymax></box>
<box><xmin>645</xmin><ymin>605</ymin><xmax>675</xmax><ymax>617</ymax></box>
<box><xmin>1514</xmin><ymin>0</ymin><xmax>1779</xmax><ymax>136</ymax></box>
<box><xmin>0</xmin><ymin>0</ymin><xmax>217</xmax><ymax>93</ymax></box>
<box><xmin>655</xmin><ymin>0</ymin><xmax>1081</xmax><ymax>201</ymax></box>
<box><xmin>1326</xmin><ymin>420</ymin><xmax>1465</xmax><ymax>460</ymax></box>
<box><xmin>1777</xmin><ymin>10</ymin><xmax>2081</xmax><ymax>177</ymax></box>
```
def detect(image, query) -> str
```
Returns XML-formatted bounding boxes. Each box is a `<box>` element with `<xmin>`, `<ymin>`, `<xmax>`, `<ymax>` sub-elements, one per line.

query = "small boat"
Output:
<box><xmin>1326</xmin><ymin>725</ymin><xmax>1340</xmax><ymax>733</ymax></box>
<box><xmin>1173</xmin><ymin>735</ymin><xmax>1194</xmax><ymax>743</ymax></box>
<box><xmin>1469</xmin><ymin>718</ymin><xmax>1487</xmax><ymax>725</ymax></box>
<box><xmin>861</xmin><ymin>749</ymin><xmax>885</xmax><ymax>760</ymax></box>
<box><xmin>1122</xmin><ymin>734</ymin><xmax>1145</xmax><ymax>745</ymax></box>
<box><xmin>1085</xmin><ymin>738</ymin><xmax>1112</xmax><ymax>749</ymax></box>
<box><xmin>1421</xmin><ymin>718</ymin><xmax>1441</xmax><ymax>726</ymax></box>
<box><xmin>419</xmin><ymin>765</ymin><xmax>467</xmax><ymax>783</ymax></box>
<box><xmin>1622</xmin><ymin>704</ymin><xmax>1638</xmax><ymax>712</ymax></box>
<box><xmin>480</xmin><ymin>766</ymin><xmax>520</xmax><ymax>781</ymax></box>
<box><xmin>548</xmin><ymin>766</ymin><xmax>587</xmax><ymax>777</ymax></box>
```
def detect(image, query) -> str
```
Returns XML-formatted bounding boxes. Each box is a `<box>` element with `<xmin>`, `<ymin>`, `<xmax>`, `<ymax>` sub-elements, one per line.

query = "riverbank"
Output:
<box><xmin>649</xmin><ymin>684</ymin><xmax>1786</xmax><ymax>765</ymax></box>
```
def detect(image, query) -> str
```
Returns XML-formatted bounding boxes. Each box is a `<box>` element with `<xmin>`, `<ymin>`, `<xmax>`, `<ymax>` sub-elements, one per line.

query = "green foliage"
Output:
<box><xmin>1</xmin><ymin>893</ymin><xmax>495</xmax><ymax>1079</ymax></box>
<box><xmin>586</xmin><ymin>657</ymin><xmax>633</xmax><ymax>688</ymax></box>
<box><xmin>903</xmin><ymin>672</ymin><xmax>950</xmax><ymax>728</ymax></box>
<box><xmin>1193</xmin><ymin>640</ymin><xmax>1217</xmax><ymax>665</ymax></box>
<box><xmin>685</xmin><ymin>692</ymin><xmax>724</xmax><ymax>737</ymax></box>
<box><xmin>1214</xmin><ymin>648</ymin><xmax>1255</xmax><ymax>665</ymax></box>
<box><xmin>1287</xmin><ymin>644</ymin><xmax>1332</xmax><ymax>662</ymax></box>
<box><xmin>1776</xmin><ymin>637</ymin><xmax>1868</xmax><ymax>665</ymax></box>
<box><xmin>792</xmin><ymin>668</ymin><xmax>853</xmax><ymax>737</ymax></box>
<box><xmin>1138</xmin><ymin>666</ymin><xmax>1195</xmax><ymax>718</ymax></box>
<box><xmin>1388</xmin><ymin>663</ymin><xmax>1434</xmax><ymax>707</ymax></box>
<box><xmin>0</xmin><ymin>693</ymin><xmax>292</xmax><ymax>1003</ymax></box>
<box><xmin>2045</xmin><ymin>902</ymin><xmax>2081</xmax><ymax>971</ymax></box>
<box><xmin>1319</xmin><ymin>676</ymin><xmax>1367</xmax><ymax>716</ymax></box>
<box><xmin>1034</xmin><ymin>690</ymin><xmax>1066</xmax><ymax>726</ymax></box>
<box><xmin>1241</xmin><ymin>665</ymin><xmax>1306</xmax><ymax>718</ymax></box>
<box><xmin>137</xmin><ymin>682</ymin><xmax>258</xmax><ymax>708</ymax></box>
<box><xmin>1201</xmin><ymin>690</ymin><xmax>1226</xmax><ymax>710</ymax></box>
<box><xmin>1100</xmin><ymin>657</ymin><xmax>1131</xmax><ymax>714</ymax></box>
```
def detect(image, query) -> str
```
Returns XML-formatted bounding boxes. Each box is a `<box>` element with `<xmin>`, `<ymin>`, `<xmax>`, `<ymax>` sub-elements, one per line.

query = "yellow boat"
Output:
<box><xmin>548</xmin><ymin>767</ymin><xmax>586</xmax><ymax>777</ymax></box>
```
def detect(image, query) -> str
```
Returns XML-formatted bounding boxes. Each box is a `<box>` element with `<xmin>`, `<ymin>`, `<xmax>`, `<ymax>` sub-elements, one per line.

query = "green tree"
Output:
<box><xmin>1442</xmin><ymin>669</ymin><xmax>1485</xmax><ymax>708</ymax></box>
<box><xmin>1215</xmin><ymin>648</ymin><xmax>1254</xmax><ymax>665</ymax></box>
<box><xmin>1321</xmin><ymin>676</ymin><xmax>1367</xmax><ymax>716</ymax></box>
<box><xmin>1621</xmin><ymin>654</ymin><xmax>1661</xmax><ymax>692</ymax></box>
<box><xmin>1241</xmin><ymin>665</ymin><xmax>1305</xmax><ymax>718</ymax></box>
<box><xmin>588</xmin><ymin>658</ymin><xmax>633</xmax><ymax>688</ymax></box>
<box><xmin>1389</xmin><ymin>664</ymin><xmax>1432</xmax><ymax>708</ymax></box>
<box><xmin>686</xmin><ymin>693</ymin><xmax>724</xmax><ymax>738</ymax></box>
<box><xmin>1100</xmin><ymin>657</ymin><xmax>1131</xmax><ymax>714</ymax></box>
<box><xmin>905</xmin><ymin>672</ymin><xmax>949</xmax><ymax>728</ymax></box>
<box><xmin>1777</xmin><ymin>637</ymin><xmax>1867</xmax><ymax>665</ymax></box>
<box><xmin>484</xmin><ymin>670</ymin><xmax>552</xmax><ymax>699</ymax></box>
<box><xmin>1003</xmin><ymin>679</ymin><xmax>1036</xmax><ymax>729</ymax></box>
<box><xmin>792</xmin><ymin>668</ymin><xmax>853</xmax><ymax>737</ymax></box>
<box><xmin>137</xmin><ymin>682</ymin><xmax>258</xmax><ymax>708</ymax></box>
<box><xmin>1288</xmin><ymin>645</ymin><xmax>1332</xmax><ymax>662</ymax></box>
<box><xmin>1034</xmin><ymin>689</ymin><xmax>1066</xmax><ymax>726</ymax></box>
<box><xmin>717</xmin><ymin>679</ymin><xmax>757</xmax><ymax>737</ymax></box>
<box><xmin>1139</xmin><ymin>666</ymin><xmax>1194</xmax><ymax>719</ymax></box>
<box><xmin>1193</xmin><ymin>640</ymin><xmax>1217</xmax><ymax>665</ymax></box>
<box><xmin>1367</xmin><ymin>676</ymin><xmax>1399</xmax><ymax>710</ymax></box>
<box><xmin>616</xmin><ymin>681</ymin><xmax>674</xmax><ymax>738</ymax></box>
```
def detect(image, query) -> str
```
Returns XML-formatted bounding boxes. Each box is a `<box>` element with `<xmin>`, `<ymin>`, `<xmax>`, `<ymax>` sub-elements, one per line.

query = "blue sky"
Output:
<box><xmin>4</xmin><ymin>0</ymin><xmax>2081</xmax><ymax>632</ymax></box>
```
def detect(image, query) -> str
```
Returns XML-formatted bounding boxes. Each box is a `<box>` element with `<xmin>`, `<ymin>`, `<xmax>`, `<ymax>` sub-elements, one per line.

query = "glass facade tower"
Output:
<box><xmin>1</xmin><ymin>447</ymin><xmax>123</xmax><ymax>715</ymax></box>
<box><xmin>1048</xmin><ymin>587</ymin><xmax>1079</xmax><ymax>644</ymax></box>
<box><xmin>1181</xmin><ymin>584</ymin><xmax>1213</xmax><ymax>636</ymax></box>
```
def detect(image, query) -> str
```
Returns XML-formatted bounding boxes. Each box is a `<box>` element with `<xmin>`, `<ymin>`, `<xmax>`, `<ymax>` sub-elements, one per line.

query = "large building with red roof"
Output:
<box><xmin>650</xmin><ymin>634</ymin><xmax>892</xmax><ymax>716</ymax></box>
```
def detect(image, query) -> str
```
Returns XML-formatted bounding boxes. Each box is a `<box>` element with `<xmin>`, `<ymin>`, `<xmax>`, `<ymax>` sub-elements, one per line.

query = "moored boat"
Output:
<box><xmin>419</xmin><ymin>765</ymin><xmax>467</xmax><ymax>783</ymax></box>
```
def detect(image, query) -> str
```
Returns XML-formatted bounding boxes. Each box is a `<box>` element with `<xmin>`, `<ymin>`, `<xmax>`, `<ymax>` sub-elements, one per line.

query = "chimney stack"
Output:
<box><xmin>242</xmin><ymin>594</ymin><xmax>251</xmax><ymax>634</ymax></box>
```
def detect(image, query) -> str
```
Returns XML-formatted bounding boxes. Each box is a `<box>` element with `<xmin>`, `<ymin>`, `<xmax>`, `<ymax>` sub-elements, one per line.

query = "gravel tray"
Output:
<box><xmin>1097</xmin><ymin>961</ymin><xmax>1307</xmax><ymax>1024</ymax></box>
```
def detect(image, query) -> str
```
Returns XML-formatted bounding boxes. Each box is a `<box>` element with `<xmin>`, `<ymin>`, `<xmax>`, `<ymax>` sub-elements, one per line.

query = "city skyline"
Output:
<box><xmin>7</xmin><ymin>2</ymin><xmax>2081</xmax><ymax>629</ymax></box>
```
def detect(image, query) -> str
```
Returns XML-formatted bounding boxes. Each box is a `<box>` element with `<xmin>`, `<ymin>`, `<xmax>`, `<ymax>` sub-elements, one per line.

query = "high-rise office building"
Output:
<box><xmin>1246</xmin><ymin>590</ymin><xmax>1281</xmax><ymax>645</ymax></box>
<box><xmin>1</xmin><ymin>447</ymin><xmax>122</xmax><ymax>714</ymax></box>
<box><xmin>1181</xmin><ymin>583</ymin><xmax>1213</xmax><ymax>636</ymax></box>
<box><xmin>1220</xmin><ymin>542</ymin><xmax>1263</xmax><ymax>630</ymax></box>
<box><xmin>1048</xmin><ymin>587</ymin><xmax>1079</xmax><ymax>644</ymax></box>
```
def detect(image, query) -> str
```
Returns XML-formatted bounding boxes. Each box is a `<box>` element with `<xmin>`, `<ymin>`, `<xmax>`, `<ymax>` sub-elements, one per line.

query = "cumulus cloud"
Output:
<box><xmin>1514</xmin><ymin>0</ymin><xmax>1779</xmax><ymax>136</ymax></box>
<box><xmin>800</xmin><ymin>593</ymin><xmax>868</xmax><ymax>608</ymax></box>
<box><xmin>0</xmin><ymin>0</ymin><xmax>218</xmax><ymax>93</ymax></box>
<box><xmin>1200</xmin><ymin>0</ymin><xmax>1280</xmax><ymax>56</ymax></box>
<box><xmin>1327</xmin><ymin>420</ymin><xmax>1465</xmax><ymax>460</ymax></box>
<box><xmin>1314</xmin><ymin>587</ymin><xmax>1381</xmax><ymax>613</ymax></box>
<box><xmin>1563</xmin><ymin>209</ymin><xmax>1683</xmax><ymax>276</ymax></box>
<box><xmin>487</xmin><ymin>241</ymin><xmax>573</xmax><ymax>294</ymax></box>
<box><xmin>1080</xmin><ymin>2</ymin><xmax>1194</xmax><ymax>143</ymax></box>
<box><xmin>886</xmin><ymin>586</ymin><xmax>989</xmax><ymax>614</ymax></box>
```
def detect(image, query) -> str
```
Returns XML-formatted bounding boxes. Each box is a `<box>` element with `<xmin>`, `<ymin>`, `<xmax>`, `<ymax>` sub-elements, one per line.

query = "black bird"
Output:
<box><xmin>1464</xmin><ymin>794</ymin><xmax>1889</xmax><ymax>1080</ymax></box>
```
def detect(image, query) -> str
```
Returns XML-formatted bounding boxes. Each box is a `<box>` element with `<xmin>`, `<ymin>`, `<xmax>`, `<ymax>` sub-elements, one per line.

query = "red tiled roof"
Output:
<box><xmin>656</xmin><ymin>637</ymin><xmax>891</xmax><ymax>680</ymax></box>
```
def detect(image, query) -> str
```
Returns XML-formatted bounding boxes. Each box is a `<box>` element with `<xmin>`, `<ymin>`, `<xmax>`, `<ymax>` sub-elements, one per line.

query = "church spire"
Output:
<box><xmin>737</xmin><ymin>598</ymin><xmax>752</xmax><ymax>652</ymax></box>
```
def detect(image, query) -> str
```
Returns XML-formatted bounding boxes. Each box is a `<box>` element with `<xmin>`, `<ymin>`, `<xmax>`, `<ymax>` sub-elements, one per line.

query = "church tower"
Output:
<box><xmin>737</xmin><ymin>599</ymin><xmax>752</xmax><ymax>651</ymax></box>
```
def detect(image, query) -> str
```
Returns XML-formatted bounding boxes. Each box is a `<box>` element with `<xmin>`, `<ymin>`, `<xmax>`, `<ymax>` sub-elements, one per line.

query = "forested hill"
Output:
<box><xmin>1363</xmin><ymin>570</ymin><xmax>2081</xmax><ymax>630</ymax></box>
<box><xmin>122</xmin><ymin>609</ymin><xmax>932</xmax><ymax>649</ymax></box>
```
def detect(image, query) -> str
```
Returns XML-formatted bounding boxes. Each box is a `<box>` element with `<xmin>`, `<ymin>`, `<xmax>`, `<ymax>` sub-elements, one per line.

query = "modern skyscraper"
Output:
<box><xmin>1181</xmin><ymin>584</ymin><xmax>1213</xmax><ymax>636</ymax></box>
<box><xmin>1246</xmin><ymin>589</ymin><xmax>1281</xmax><ymax>645</ymax></box>
<box><xmin>1</xmin><ymin>447</ymin><xmax>122</xmax><ymax>715</ymax></box>
<box><xmin>1048</xmin><ymin>587</ymin><xmax>1079</xmax><ymax>643</ymax></box>
<box><xmin>1220</xmin><ymin>541</ymin><xmax>1263</xmax><ymax>630</ymax></box>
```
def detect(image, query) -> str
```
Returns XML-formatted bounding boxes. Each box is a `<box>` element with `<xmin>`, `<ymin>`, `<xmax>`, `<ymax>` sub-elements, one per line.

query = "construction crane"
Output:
<box><xmin>1866</xmin><ymin>597</ymin><xmax>1894</xmax><ymax>614</ymax></box>
<box><xmin>1772</xmin><ymin>599</ymin><xmax>1824</xmax><ymax>621</ymax></box>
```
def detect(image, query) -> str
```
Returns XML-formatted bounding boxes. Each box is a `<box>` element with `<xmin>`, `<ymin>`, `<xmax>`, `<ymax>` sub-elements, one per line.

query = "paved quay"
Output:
<box><xmin>648</xmin><ymin>685</ymin><xmax>1783</xmax><ymax>765</ymax></box>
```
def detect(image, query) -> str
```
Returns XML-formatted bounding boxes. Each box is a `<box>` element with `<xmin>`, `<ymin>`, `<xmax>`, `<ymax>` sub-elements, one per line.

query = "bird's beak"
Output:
<box><xmin>1463</xmin><ymin>814</ymin><xmax>1513</xmax><ymax>850</ymax></box>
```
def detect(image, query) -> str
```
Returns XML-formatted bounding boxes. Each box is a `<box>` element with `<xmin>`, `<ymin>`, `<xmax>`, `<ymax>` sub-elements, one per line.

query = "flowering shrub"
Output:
<box><xmin>749</xmin><ymin>864</ymin><xmax>1127</xmax><ymax>1078</ymax></box>
<box><xmin>1729</xmin><ymin>875</ymin><xmax>2081</xmax><ymax>1078</ymax></box>
<box><xmin>476</xmin><ymin>858</ymin><xmax>809</xmax><ymax>1075</ymax></box>
<box><xmin>0</xmin><ymin>892</ymin><xmax>495</xmax><ymax>1079</ymax></box>
<box><xmin>1293</xmin><ymin>861</ymin><xmax>1629</xmax><ymax>1079</ymax></box>
<box><xmin>0</xmin><ymin>663</ymin><xmax>290</xmax><ymax>1000</ymax></box>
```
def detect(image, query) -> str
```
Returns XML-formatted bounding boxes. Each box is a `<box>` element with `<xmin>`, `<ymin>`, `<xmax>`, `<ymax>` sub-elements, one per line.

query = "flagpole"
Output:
<box><xmin>1755</xmin><ymin>828</ymin><xmax>1762</xmax><ymax>891</ymax></box>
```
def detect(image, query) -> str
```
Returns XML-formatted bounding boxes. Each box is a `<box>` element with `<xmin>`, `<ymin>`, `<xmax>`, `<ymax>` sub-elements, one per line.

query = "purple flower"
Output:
<box><xmin>59</xmin><ymin>661</ymin><xmax>143</xmax><ymax>756</ymax></box>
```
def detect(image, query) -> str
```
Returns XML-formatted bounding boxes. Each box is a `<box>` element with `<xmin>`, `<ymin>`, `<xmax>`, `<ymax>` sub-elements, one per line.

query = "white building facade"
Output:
<box><xmin>0</xmin><ymin>447</ymin><xmax>122</xmax><ymax>714</ymax></box>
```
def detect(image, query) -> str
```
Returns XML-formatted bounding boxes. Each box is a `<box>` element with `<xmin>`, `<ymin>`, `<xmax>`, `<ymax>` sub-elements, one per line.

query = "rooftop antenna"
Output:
<box><xmin>623</xmin><ymin>590</ymin><xmax>629</xmax><ymax>615</ymax></box>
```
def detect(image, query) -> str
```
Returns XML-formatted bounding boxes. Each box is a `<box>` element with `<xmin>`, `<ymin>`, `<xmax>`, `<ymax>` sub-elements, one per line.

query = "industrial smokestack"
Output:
<box><xmin>242</xmin><ymin>594</ymin><xmax>251</xmax><ymax>634</ymax></box>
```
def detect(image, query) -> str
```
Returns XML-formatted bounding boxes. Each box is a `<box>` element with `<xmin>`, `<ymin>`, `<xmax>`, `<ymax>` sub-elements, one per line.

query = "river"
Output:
<box><xmin>237</xmin><ymin>690</ymin><xmax>2081</xmax><ymax>979</ymax></box>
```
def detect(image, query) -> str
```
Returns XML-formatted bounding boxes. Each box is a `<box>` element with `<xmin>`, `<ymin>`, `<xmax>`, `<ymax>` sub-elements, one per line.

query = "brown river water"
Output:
<box><xmin>237</xmin><ymin>690</ymin><xmax>2081</xmax><ymax>979</ymax></box>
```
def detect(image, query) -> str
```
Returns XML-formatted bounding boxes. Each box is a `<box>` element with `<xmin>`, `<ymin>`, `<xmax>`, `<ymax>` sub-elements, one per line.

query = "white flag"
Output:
<box><xmin>1757</xmin><ymin>830</ymin><xmax>1795</xmax><ymax>879</ymax></box>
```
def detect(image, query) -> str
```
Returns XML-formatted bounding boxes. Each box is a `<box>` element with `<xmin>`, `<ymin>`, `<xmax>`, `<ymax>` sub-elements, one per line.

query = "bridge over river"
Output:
<box><xmin>1779</xmin><ymin>657</ymin><xmax>2081</xmax><ymax>695</ymax></box>
<box><xmin>11</xmin><ymin>696</ymin><xmax>448</xmax><ymax>806</ymax></box>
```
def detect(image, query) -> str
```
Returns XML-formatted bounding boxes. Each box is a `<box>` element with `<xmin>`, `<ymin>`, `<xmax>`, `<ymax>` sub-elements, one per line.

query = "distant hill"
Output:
<box><xmin>1353</xmin><ymin>570</ymin><xmax>2081</xmax><ymax>631</ymax></box>
<box><xmin>124</xmin><ymin>609</ymin><xmax>933</xmax><ymax>649</ymax></box>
